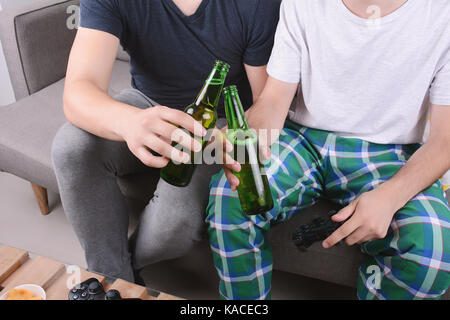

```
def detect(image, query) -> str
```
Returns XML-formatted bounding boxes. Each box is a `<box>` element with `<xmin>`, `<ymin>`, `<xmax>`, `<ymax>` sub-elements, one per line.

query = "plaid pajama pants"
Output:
<box><xmin>206</xmin><ymin>121</ymin><xmax>450</xmax><ymax>300</ymax></box>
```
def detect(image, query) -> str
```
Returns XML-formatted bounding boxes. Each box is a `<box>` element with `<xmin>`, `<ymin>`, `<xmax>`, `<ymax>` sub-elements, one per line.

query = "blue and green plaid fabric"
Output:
<box><xmin>206</xmin><ymin>121</ymin><xmax>450</xmax><ymax>300</ymax></box>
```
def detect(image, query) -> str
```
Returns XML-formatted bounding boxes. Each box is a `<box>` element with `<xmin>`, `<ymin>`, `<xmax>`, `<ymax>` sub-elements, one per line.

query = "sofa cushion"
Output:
<box><xmin>269</xmin><ymin>201</ymin><xmax>365</xmax><ymax>288</ymax></box>
<box><xmin>0</xmin><ymin>78</ymin><xmax>65</xmax><ymax>191</ymax></box>
<box><xmin>117</xmin><ymin>46</ymin><xmax>130</xmax><ymax>62</ymax></box>
<box><xmin>0</xmin><ymin>60</ymin><xmax>133</xmax><ymax>192</ymax></box>
<box><xmin>271</xmin><ymin>191</ymin><xmax>450</xmax><ymax>289</ymax></box>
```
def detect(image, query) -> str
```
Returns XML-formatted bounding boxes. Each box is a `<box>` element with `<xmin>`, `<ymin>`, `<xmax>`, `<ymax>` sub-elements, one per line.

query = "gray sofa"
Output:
<box><xmin>0</xmin><ymin>0</ymin><xmax>448</xmax><ymax>300</ymax></box>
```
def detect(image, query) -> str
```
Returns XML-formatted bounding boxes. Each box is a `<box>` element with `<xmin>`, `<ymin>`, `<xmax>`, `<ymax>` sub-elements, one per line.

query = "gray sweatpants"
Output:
<box><xmin>51</xmin><ymin>88</ymin><xmax>222</xmax><ymax>281</ymax></box>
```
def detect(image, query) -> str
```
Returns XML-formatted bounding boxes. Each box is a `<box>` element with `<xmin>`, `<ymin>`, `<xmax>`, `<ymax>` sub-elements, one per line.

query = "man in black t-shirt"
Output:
<box><xmin>51</xmin><ymin>0</ymin><xmax>281</xmax><ymax>282</ymax></box>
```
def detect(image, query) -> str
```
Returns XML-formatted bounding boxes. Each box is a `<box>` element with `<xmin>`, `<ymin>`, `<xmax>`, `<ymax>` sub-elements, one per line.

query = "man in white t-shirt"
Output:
<box><xmin>206</xmin><ymin>0</ymin><xmax>450</xmax><ymax>300</ymax></box>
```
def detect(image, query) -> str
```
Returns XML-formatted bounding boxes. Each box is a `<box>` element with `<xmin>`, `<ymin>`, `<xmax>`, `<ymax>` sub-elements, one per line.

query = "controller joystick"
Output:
<box><xmin>88</xmin><ymin>280</ymin><xmax>103</xmax><ymax>295</ymax></box>
<box><xmin>105</xmin><ymin>290</ymin><xmax>122</xmax><ymax>300</ymax></box>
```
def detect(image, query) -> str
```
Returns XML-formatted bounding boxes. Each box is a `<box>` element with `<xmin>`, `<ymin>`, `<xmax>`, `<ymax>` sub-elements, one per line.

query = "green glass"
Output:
<box><xmin>160</xmin><ymin>61</ymin><xmax>230</xmax><ymax>187</ymax></box>
<box><xmin>223</xmin><ymin>85</ymin><xmax>274</xmax><ymax>215</ymax></box>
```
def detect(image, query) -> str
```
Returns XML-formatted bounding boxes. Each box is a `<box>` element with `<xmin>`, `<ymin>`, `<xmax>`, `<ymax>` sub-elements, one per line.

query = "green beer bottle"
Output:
<box><xmin>223</xmin><ymin>85</ymin><xmax>274</xmax><ymax>215</ymax></box>
<box><xmin>160</xmin><ymin>61</ymin><xmax>230</xmax><ymax>187</ymax></box>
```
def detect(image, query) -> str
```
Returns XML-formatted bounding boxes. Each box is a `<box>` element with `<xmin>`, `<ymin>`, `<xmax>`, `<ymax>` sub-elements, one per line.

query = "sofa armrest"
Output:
<box><xmin>0</xmin><ymin>0</ymin><xmax>79</xmax><ymax>100</ymax></box>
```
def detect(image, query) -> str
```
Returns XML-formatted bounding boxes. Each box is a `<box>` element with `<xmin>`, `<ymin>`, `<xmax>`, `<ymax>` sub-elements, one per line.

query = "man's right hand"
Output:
<box><xmin>63</xmin><ymin>28</ymin><xmax>207</xmax><ymax>169</ymax></box>
<box><xmin>119</xmin><ymin>105</ymin><xmax>207</xmax><ymax>168</ymax></box>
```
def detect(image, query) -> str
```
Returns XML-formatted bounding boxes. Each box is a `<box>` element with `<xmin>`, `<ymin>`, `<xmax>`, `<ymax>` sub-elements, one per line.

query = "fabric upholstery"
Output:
<box><xmin>269</xmin><ymin>201</ymin><xmax>365</xmax><ymax>288</ymax></box>
<box><xmin>0</xmin><ymin>60</ymin><xmax>133</xmax><ymax>192</ymax></box>
<box><xmin>117</xmin><ymin>46</ymin><xmax>130</xmax><ymax>62</ymax></box>
<box><xmin>0</xmin><ymin>0</ymin><xmax>79</xmax><ymax>100</ymax></box>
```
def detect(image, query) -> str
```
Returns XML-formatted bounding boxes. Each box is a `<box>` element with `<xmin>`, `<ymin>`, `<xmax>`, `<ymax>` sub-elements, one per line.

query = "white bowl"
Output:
<box><xmin>0</xmin><ymin>284</ymin><xmax>46</xmax><ymax>300</ymax></box>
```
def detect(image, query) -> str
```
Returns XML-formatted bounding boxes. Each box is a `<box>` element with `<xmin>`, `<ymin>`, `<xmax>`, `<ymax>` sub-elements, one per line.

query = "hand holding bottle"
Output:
<box><xmin>221</xmin><ymin>132</ymin><xmax>271</xmax><ymax>191</ymax></box>
<box><xmin>160</xmin><ymin>60</ymin><xmax>230</xmax><ymax>187</ymax></box>
<box><xmin>218</xmin><ymin>119</ymin><xmax>271</xmax><ymax>192</ymax></box>
<box><xmin>119</xmin><ymin>105</ymin><xmax>207</xmax><ymax>168</ymax></box>
<box><xmin>222</xmin><ymin>86</ymin><xmax>274</xmax><ymax>215</ymax></box>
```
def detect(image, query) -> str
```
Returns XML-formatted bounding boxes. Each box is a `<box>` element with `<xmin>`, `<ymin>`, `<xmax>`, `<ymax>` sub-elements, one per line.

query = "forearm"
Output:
<box><xmin>378</xmin><ymin>138</ymin><xmax>450</xmax><ymax>211</ymax></box>
<box><xmin>246</xmin><ymin>98</ymin><xmax>288</xmax><ymax>138</ymax></box>
<box><xmin>63</xmin><ymin>80</ymin><xmax>139</xmax><ymax>142</ymax></box>
<box><xmin>245</xmin><ymin>76</ymin><xmax>298</xmax><ymax>146</ymax></box>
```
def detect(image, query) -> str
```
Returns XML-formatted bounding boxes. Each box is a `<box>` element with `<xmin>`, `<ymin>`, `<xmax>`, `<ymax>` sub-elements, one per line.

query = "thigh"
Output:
<box><xmin>52</xmin><ymin>121</ymin><xmax>147</xmax><ymax>178</ymax></box>
<box><xmin>131</xmin><ymin>162</ymin><xmax>222</xmax><ymax>267</ymax></box>
<box><xmin>205</xmin><ymin>127</ymin><xmax>326</xmax><ymax>300</ymax></box>
<box><xmin>85</xmin><ymin>88</ymin><xmax>160</xmax><ymax>176</ymax></box>
<box><xmin>269</xmin><ymin>126</ymin><xmax>326</xmax><ymax>222</ymax></box>
<box><xmin>141</xmin><ymin>162</ymin><xmax>222</xmax><ymax>235</ymax></box>
<box><xmin>359</xmin><ymin>183</ymin><xmax>450</xmax><ymax>299</ymax></box>
<box><xmin>207</xmin><ymin>126</ymin><xmax>326</xmax><ymax>232</ymax></box>
<box><xmin>325</xmin><ymin>141</ymin><xmax>421</xmax><ymax>204</ymax></box>
<box><xmin>363</xmin><ymin>182</ymin><xmax>450</xmax><ymax>257</ymax></box>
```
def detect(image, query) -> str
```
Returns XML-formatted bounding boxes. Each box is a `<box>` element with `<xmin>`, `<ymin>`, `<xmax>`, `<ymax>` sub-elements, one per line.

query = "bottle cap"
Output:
<box><xmin>215</xmin><ymin>60</ymin><xmax>231</xmax><ymax>72</ymax></box>
<box><xmin>223</xmin><ymin>85</ymin><xmax>238</xmax><ymax>95</ymax></box>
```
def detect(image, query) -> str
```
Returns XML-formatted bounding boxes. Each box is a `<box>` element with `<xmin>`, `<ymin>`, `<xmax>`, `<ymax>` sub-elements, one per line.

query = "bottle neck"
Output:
<box><xmin>194</xmin><ymin>67</ymin><xmax>228</xmax><ymax>109</ymax></box>
<box><xmin>224</xmin><ymin>89</ymin><xmax>249</xmax><ymax>130</ymax></box>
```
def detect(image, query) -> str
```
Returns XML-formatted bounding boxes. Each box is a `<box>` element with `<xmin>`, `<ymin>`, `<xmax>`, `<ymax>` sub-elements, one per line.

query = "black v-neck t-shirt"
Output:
<box><xmin>80</xmin><ymin>0</ymin><xmax>281</xmax><ymax>115</ymax></box>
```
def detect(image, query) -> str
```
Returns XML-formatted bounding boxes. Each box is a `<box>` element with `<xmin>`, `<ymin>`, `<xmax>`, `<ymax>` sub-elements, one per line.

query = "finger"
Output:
<box><xmin>256</xmin><ymin>128</ymin><xmax>278</xmax><ymax>158</ymax></box>
<box><xmin>153</xmin><ymin>121</ymin><xmax>203</xmax><ymax>153</ymax></box>
<box><xmin>160</xmin><ymin>107</ymin><xmax>207</xmax><ymax>137</ymax></box>
<box><xmin>323</xmin><ymin>218</ymin><xmax>360</xmax><ymax>248</ymax></box>
<box><xmin>223</xmin><ymin>152</ymin><xmax>241</xmax><ymax>172</ymax></box>
<box><xmin>332</xmin><ymin>200</ymin><xmax>358</xmax><ymax>222</ymax></box>
<box><xmin>207</xmin><ymin>127</ymin><xmax>221</xmax><ymax>147</ymax></box>
<box><xmin>144</xmin><ymin>135</ymin><xmax>191</xmax><ymax>164</ymax></box>
<box><xmin>260</xmin><ymin>146</ymin><xmax>271</xmax><ymax>161</ymax></box>
<box><xmin>219</xmin><ymin>128</ymin><xmax>233</xmax><ymax>152</ymax></box>
<box><xmin>136</xmin><ymin>147</ymin><xmax>170</xmax><ymax>168</ymax></box>
<box><xmin>344</xmin><ymin>227</ymin><xmax>367</xmax><ymax>246</ymax></box>
<box><xmin>212</xmin><ymin>128</ymin><xmax>233</xmax><ymax>152</ymax></box>
<box><xmin>225</xmin><ymin>168</ymin><xmax>240</xmax><ymax>190</ymax></box>
<box><xmin>224</xmin><ymin>136</ymin><xmax>233</xmax><ymax>153</ymax></box>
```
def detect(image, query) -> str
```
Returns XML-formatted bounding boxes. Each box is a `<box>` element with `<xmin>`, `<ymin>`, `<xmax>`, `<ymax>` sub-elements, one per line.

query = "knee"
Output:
<box><xmin>205</xmin><ymin>171</ymin><xmax>231</xmax><ymax>224</ymax></box>
<box><xmin>205</xmin><ymin>170</ymin><xmax>265</xmax><ymax>236</ymax></box>
<box><xmin>396</xmin><ymin>221</ymin><xmax>450</xmax><ymax>292</ymax></box>
<box><xmin>132</xmin><ymin>222</ymin><xmax>202</xmax><ymax>267</ymax></box>
<box><xmin>51</xmin><ymin>123</ymin><xmax>99</xmax><ymax>172</ymax></box>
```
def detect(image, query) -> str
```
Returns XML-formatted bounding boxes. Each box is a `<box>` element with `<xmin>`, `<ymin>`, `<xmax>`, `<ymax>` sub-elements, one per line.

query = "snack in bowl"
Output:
<box><xmin>0</xmin><ymin>285</ymin><xmax>46</xmax><ymax>300</ymax></box>
<box><xmin>6</xmin><ymin>288</ymin><xmax>43</xmax><ymax>300</ymax></box>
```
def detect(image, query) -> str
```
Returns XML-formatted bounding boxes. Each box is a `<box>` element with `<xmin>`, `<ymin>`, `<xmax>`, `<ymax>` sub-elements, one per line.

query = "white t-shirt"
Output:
<box><xmin>267</xmin><ymin>0</ymin><xmax>450</xmax><ymax>144</ymax></box>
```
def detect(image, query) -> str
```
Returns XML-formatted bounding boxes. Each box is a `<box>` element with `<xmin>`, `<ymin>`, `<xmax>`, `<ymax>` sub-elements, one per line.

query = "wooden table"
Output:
<box><xmin>0</xmin><ymin>246</ymin><xmax>182</xmax><ymax>300</ymax></box>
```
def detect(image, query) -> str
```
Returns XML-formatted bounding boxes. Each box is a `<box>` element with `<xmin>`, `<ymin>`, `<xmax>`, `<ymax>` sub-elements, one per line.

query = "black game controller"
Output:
<box><xmin>69</xmin><ymin>278</ymin><xmax>124</xmax><ymax>300</ymax></box>
<box><xmin>292</xmin><ymin>210</ymin><xmax>344</xmax><ymax>251</ymax></box>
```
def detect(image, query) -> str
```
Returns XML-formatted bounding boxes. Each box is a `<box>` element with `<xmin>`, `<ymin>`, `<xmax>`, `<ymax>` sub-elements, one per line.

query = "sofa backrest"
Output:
<box><xmin>0</xmin><ymin>0</ymin><xmax>80</xmax><ymax>100</ymax></box>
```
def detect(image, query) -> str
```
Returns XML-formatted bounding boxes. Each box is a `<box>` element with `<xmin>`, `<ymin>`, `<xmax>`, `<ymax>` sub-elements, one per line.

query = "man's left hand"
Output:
<box><xmin>322</xmin><ymin>186</ymin><xmax>400</xmax><ymax>248</ymax></box>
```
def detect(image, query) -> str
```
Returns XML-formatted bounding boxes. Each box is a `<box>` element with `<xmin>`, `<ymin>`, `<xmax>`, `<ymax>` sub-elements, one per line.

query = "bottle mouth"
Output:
<box><xmin>215</xmin><ymin>60</ymin><xmax>231</xmax><ymax>72</ymax></box>
<box><xmin>223</xmin><ymin>85</ymin><xmax>238</xmax><ymax>95</ymax></box>
<box><xmin>226</xmin><ymin>128</ymin><xmax>258</xmax><ymax>145</ymax></box>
